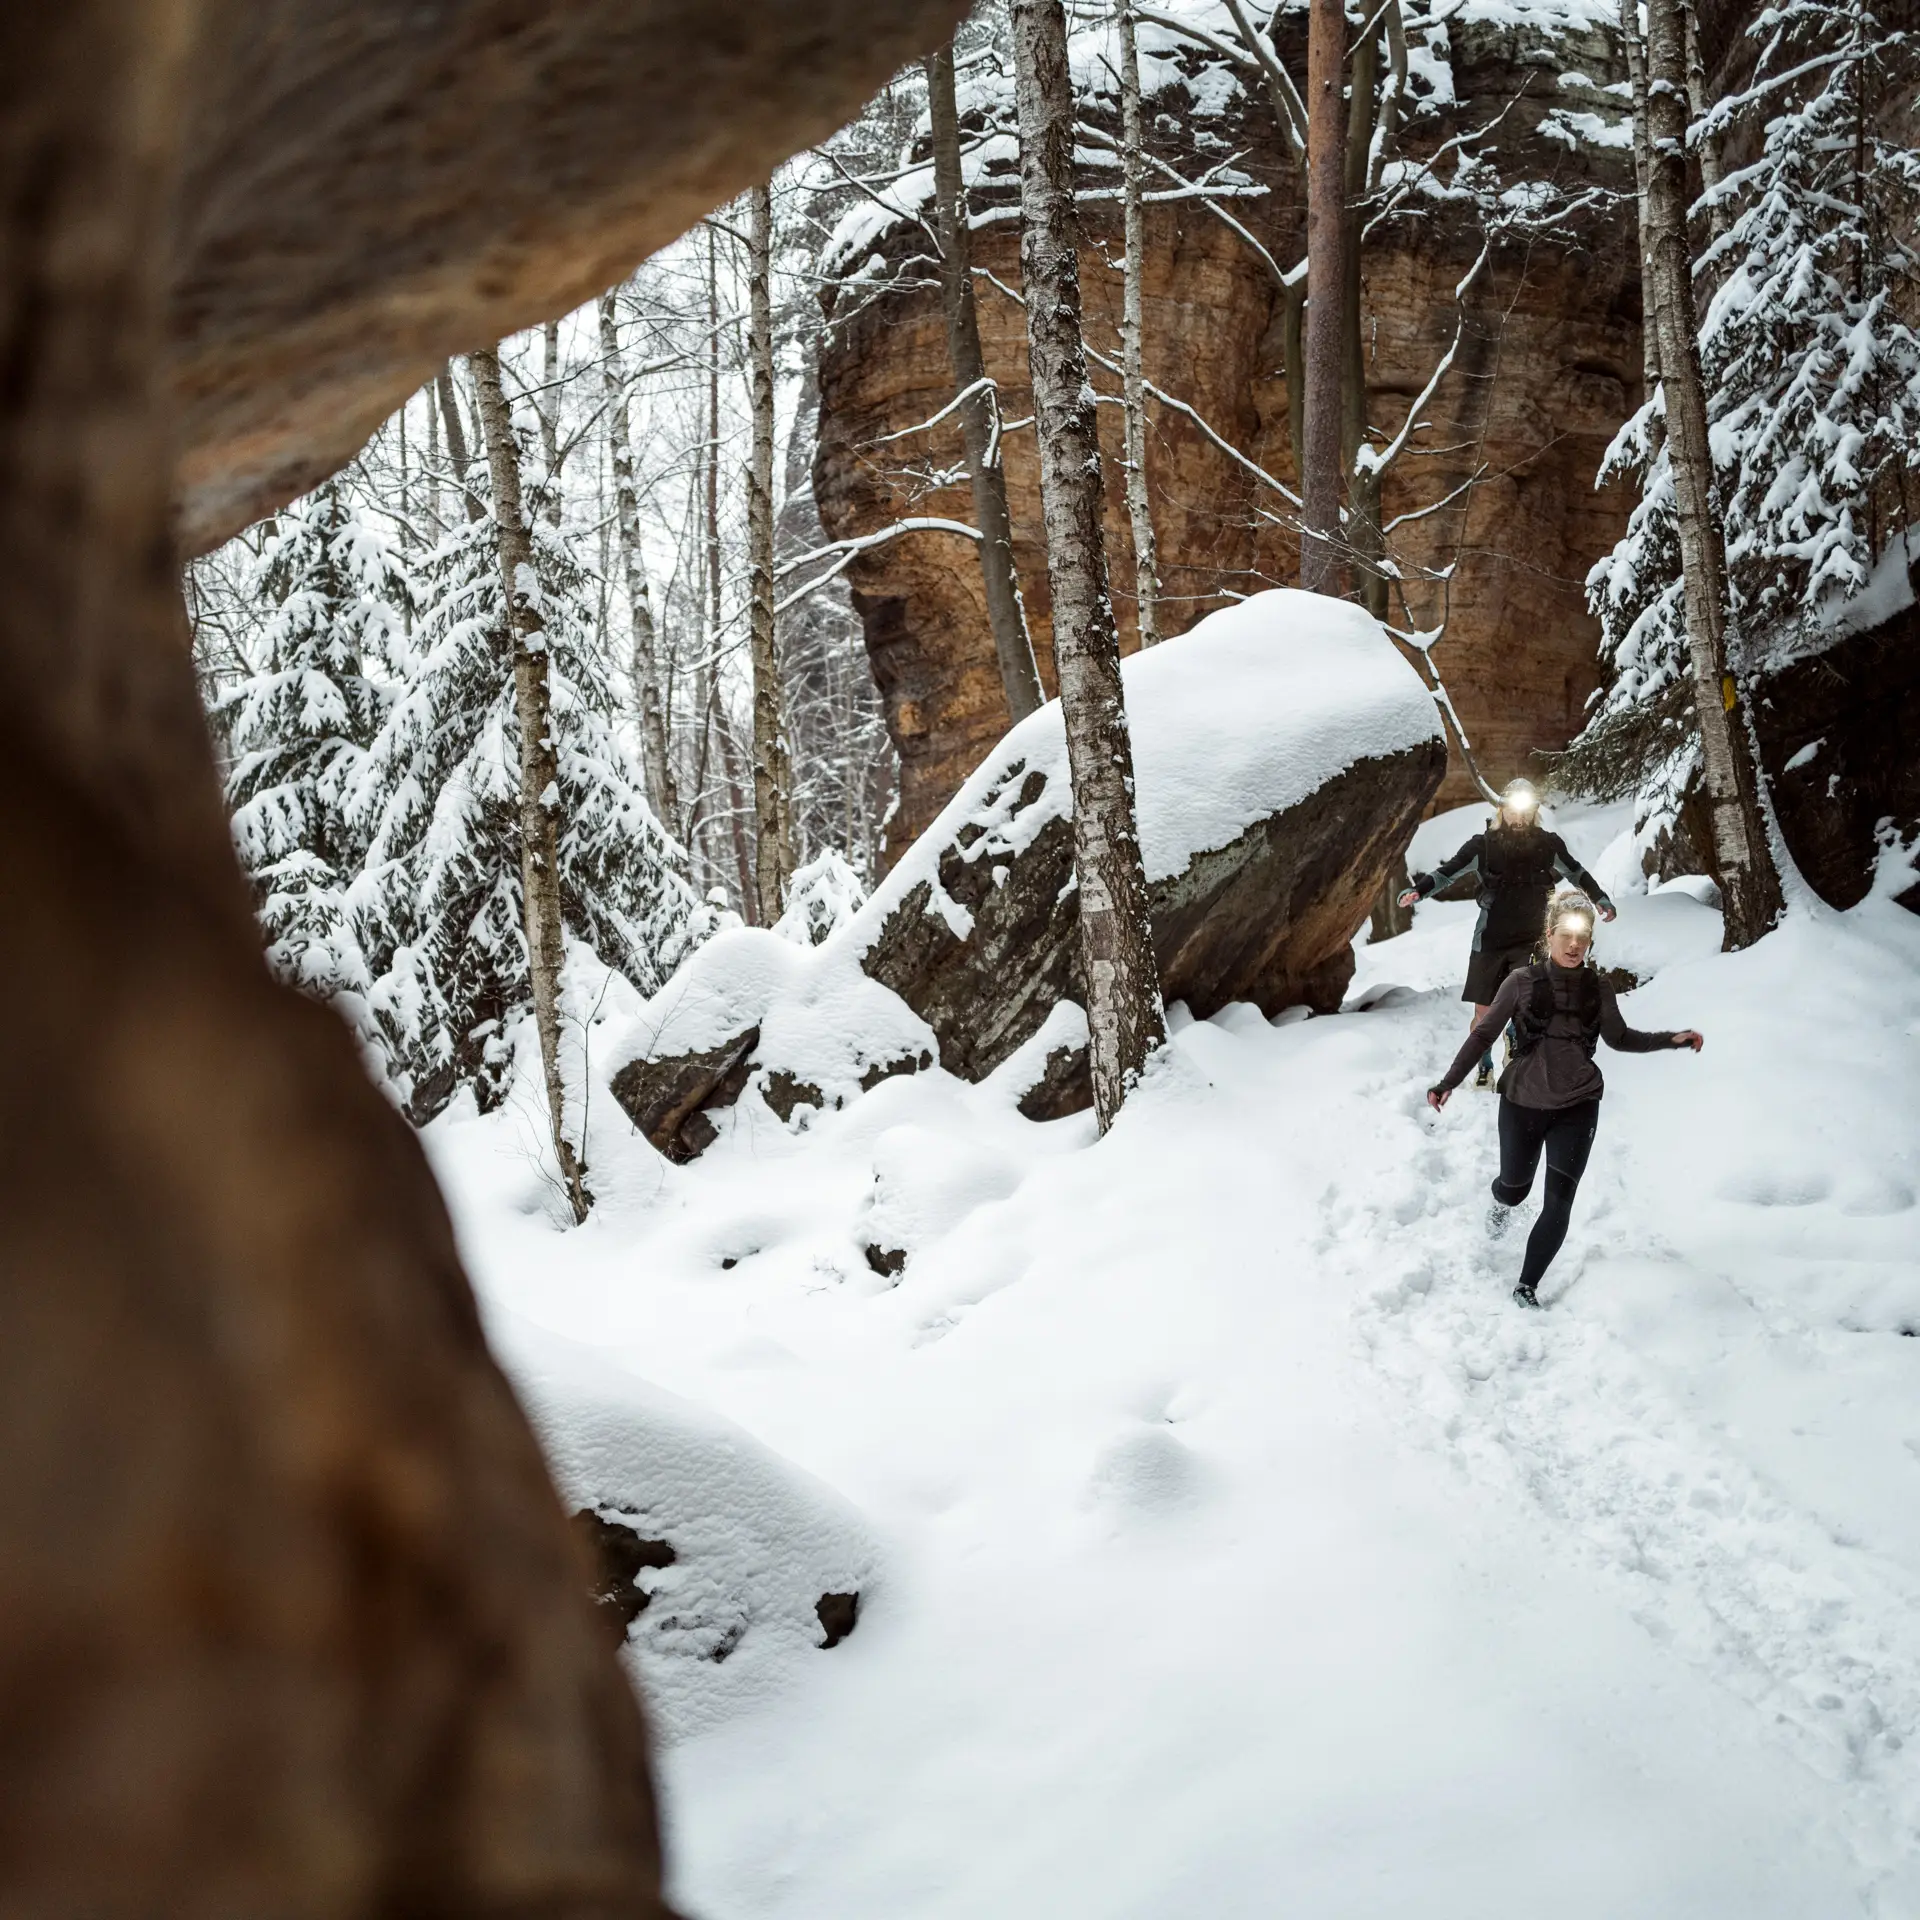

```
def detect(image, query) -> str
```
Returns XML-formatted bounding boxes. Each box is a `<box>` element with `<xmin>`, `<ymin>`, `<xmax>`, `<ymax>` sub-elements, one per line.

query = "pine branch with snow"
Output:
<box><xmin>219</xmin><ymin>481</ymin><xmax>400</xmax><ymax>1014</ymax></box>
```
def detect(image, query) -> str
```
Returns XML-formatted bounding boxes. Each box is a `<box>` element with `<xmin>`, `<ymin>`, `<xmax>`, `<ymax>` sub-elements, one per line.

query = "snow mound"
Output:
<box><xmin>605</xmin><ymin>923</ymin><xmax>936</xmax><ymax>1115</ymax></box>
<box><xmin>492</xmin><ymin>1313</ymin><xmax>878</xmax><ymax>1743</ymax></box>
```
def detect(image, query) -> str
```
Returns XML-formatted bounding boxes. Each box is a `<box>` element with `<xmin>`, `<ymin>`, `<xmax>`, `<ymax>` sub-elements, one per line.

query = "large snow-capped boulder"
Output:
<box><xmin>494</xmin><ymin>1314</ymin><xmax>878</xmax><ymax>1743</ymax></box>
<box><xmin>609</xmin><ymin>592</ymin><xmax>1443</xmax><ymax>1144</ymax></box>
<box><xmin>858</xmin><ymin>592</ymin><xmax>1443</xmax><ymax>1091</ymax></box>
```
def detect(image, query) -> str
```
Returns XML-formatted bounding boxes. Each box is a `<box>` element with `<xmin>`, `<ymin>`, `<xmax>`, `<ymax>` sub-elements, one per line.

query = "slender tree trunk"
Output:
<box><xmin>468</xmin><ymin>346</ymin><xmax>591</xmax><ymax>1221</ymax></box>
<box><xmin>598</xmin><ymin>290</ymin><xmax>678</xmax><ymax>830</ymax></box>
<box><xmin>925</xmin><ymin>40</ymin><xmax>1047</xmax><ymax>714</ymax></box>
<box><xmin>426</xmin><ymin>376</ymin><xmax>442</xmax><ymax>531</ymax></box>
<box><xmin>1115</xmin><ymin>0</ymin><xmax>1163</xmax><ymax>647</ymax></box>
<box><xmin>1681</xmin><ymin>0</ymin><xmax>1729</xmax><ymax>245</ymax></box>
<box><xmin>1300</xmin><ymin>0</ymin><xmax>1349</xmax><ymax>594</ymax></box>
<box><xmin>714</xmin><ymin>697</ymin><xmax>756</xmax><ymax>914</ymax></box>
<box><xmin>538</xmin><ymin>319</ymin><xmax>562</xmax><ymax>524</ymax></box>
<box><xmin>1342</xmin><ymin>21</ymin><xmax>1386</xmax><ymax>617</ymax></box>
<box><xmin>703</xmin><ymin>227</ymin><xmax>745</xmax><ymax>912</ymax></box>
<box><xmin>1284</xmin><ymin>276</ymin><xmax>1307</xmax><ymax>487</ymax></box>
<box><xmin>746</xmin><ymin>181</ymin><xmax>796</xmax><ymax>924</ymax></box>
<box><xmin>1620</xmin><ymin>0</ymin><xmax>1664</xmax><ymax>406</ymax></box>
<box><xmin>436</xmin><ymin>365</ymin><xmax>483</xmax><ymax>524</ymax></box>
<box><xmin>1011</xmin><ymin>0</ymin><xmax>1167</xmax><ymax>1131</ymax></box>
<box><xmin>1642</xmin><ymin>0</ymin><xmax>1783</xmax><ymax>948</ymax></box>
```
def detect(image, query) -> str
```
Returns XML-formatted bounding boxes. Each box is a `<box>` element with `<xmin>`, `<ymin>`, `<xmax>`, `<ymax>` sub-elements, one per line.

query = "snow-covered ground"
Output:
<box><xmin>429</xmin><ymin>803</ymin><xmax>1920</xmax><ymax>1919</ymax></box>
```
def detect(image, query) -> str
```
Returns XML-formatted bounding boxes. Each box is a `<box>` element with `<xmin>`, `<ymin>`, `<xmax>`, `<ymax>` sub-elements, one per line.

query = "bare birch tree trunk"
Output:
<box><xmin>426</xmin><ymin>374</ymin><xmax>443</xmax><ymax>530</ymax></box>
<box><xmin>925</xmin><ymin>40</ymin><xmax>1046</xmax><ymax>715</ymax></box>
<box><xmin>703</xmin><ymin>227</ymin><xmax>754</xmax><ymax>914</ymax></box>
<box><xmin>1300</xmin><ymin>0</ymin><xmax>1349</xmax><ymax>595</ymax></box>
<box><xmin>538</xmin><ymin>319</ymin><xmax>562</xmax><ymax>524</ymax></box>
<box><xmin>1115</xmin><ymin>0</ymin><xmax>1163</xmax><ymax>647</ymax></box>
<box><xmin>715</xmin><ymin>697</ymin><xmax>756</xmax><ymax>914</ymax></box>
<box><xmin>1642</xmin><ymin>0</ymin><xmax>1783</xmax><ymax>949</ymax></box>
<box><xmin>469</xmin><ymin>346</ymin><xmax>591</xmax><ymax>1221</ymax></box>
<box><xmin>746</xmin><ymin>181</ymin><xmax>796</xmax><ymax>924</ymax></box>
<box><xmin>598</xmin><ymin>290</ymin><xmax>678</xmax><ymax>830</ymax></box>
<box><xmin>1342</xmin><ymin>21</ymin><xmax>1386</xmax><ymax>618</ymax></box>
<box><xmin>1011</xmin><ymin>0</ymin><xmax>1167</xmax><ymax>1131</ymax></box>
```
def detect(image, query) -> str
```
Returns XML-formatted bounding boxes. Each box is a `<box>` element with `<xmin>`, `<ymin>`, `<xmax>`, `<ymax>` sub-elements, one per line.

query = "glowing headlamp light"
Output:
<box><xmin>1504</xmin><ymin>783</ymin><xmax>1540</xmax><ymax>816</ymax></box>
<box><xmin>1562</xmin><ymin>913</ymin><xmax>1593</xmax><ymax>936</ymax></box>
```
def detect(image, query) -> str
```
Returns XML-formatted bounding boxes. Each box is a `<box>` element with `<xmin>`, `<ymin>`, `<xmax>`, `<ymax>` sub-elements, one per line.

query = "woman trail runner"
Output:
<box><xmin>1425</xmin><ymin>891</ymin><xmax>1704</xmax><ymax>1308</ymax></box>
<box><xmin>1399</xmin><ymin>780</ymin><xmax>1617</xmax><ymax>1089</ymax></box>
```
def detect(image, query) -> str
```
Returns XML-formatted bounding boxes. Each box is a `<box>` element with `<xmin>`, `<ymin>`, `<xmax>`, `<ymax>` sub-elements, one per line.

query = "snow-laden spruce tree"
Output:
<box><xmin>220</xmin><ymin>481</ymin><xmax>400</xmax><ymax>1014</ymax></box>
<box><xmin>357</xmin><ymin>466</ymin><xmax>702</xmax><ymax>1120</ymax></box>
<box><xmin>1579</xmin><ymin>0</ymin><xmax>1920</xmax><ymax>811</ymax></box>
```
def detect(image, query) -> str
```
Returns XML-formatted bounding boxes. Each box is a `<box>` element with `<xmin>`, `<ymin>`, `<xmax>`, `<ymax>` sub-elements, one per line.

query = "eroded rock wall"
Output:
<box><xmin>816</xmin><ymin>14</ymin><xmax>1642</xmax><ymax>861</ymax></box>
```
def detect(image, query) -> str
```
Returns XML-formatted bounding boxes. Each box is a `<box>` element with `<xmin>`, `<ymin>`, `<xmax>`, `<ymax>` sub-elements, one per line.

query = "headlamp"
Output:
<box><xmin>1503</xmin><ymin>781</ymin><xmax>1540</xmax><ymax>816</ymax></box>
<box><xmin>1562</xmin><ymin>913</ymin><xmax>1592</xmax><ymax>936</ymax></box>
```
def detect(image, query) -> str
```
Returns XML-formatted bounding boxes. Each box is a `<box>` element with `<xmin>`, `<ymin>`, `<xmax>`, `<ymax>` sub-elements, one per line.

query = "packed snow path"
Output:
<box><xmin>1333</xmin><ymin>997</ymin><xmax>1920</xmax><ymax>1903</ymax></box>
<box><xmin>435</xmin><ymin>813</ymin><xmax>1920</xmax><ymax>1918</ymax></box>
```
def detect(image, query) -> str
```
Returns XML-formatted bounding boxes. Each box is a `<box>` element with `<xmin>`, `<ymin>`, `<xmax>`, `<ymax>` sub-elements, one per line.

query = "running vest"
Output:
<box><xmin>1479</xmin><ymin>824</ymin><xmax>1560</xmax><ymax>946</ymax></box>
<box><xmin>1511</xmin><ymin>963</ymin><xmax>1602</xmax><ymax>1060</ymax></box>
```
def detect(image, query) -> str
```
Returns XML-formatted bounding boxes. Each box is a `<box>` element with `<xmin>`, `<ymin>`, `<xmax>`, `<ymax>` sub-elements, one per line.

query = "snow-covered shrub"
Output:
<box><xmin>774</xmin><ymin>849</ymin><xmax>868</xmax><ymax>946</ymax></box>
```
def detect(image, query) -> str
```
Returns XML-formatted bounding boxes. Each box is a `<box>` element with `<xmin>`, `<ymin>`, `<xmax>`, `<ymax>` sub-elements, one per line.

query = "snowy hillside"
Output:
<box><xmin>429</xmin><ymin>805</ymin><xmax>1920</xmax><ymax>1918</ymax></box>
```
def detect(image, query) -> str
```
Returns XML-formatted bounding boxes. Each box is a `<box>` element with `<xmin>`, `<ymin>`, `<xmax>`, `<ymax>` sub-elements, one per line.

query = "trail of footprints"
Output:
<box><xmin>1327</xmin><ymin>1035</ymin><xmax>1920</xmax><ymax>1901</ymax></box>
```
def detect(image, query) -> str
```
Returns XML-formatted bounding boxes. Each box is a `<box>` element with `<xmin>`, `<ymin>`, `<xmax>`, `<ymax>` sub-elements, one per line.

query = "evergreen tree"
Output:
<box><xmin>358</xmin><ymin>467</ymin><xmax>701</xmax><ymax>1120</ymax></box>
<box><xmin>220</xmin><ymin>481</ymin><xmax>398</xmax><ymax>1012</ymax></box>
<box><xmin>1580</xmin><ymin>0</ymin><xmax>1920</xmax><ymax>811</ymax></box>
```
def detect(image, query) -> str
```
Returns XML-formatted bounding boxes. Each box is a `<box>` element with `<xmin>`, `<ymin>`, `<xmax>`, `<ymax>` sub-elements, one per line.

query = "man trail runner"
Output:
<box><xmin>1425</xmin><ymin>891</ymin><xmax>1703</xmax><ymax>1308</ymax></box>
<box><xmin>1399</xmin><ymin>779</ymin><xmax>1617</xmax><ymax>1089</ymax></box>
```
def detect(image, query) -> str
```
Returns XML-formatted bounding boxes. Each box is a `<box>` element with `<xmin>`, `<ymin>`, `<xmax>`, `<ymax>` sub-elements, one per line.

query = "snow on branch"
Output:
<box><xmin>773</xmin><ymin>518</ymin><xmax>983</xmax><ymax>617</ymax></box>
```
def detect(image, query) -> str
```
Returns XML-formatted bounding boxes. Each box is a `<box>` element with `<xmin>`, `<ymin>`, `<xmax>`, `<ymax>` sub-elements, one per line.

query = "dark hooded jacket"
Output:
<box><xmin>1411</xmin><ymin>820</ymin><xmax>1612</xmax><ymax>951</ymax></box>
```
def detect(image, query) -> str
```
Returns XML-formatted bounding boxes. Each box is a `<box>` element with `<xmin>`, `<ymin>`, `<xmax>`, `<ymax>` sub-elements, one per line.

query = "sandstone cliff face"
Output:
<box><xmin>816</xmin><ymin>12</ymin><xmax>1642</xmax><ymax>860</ymax></box>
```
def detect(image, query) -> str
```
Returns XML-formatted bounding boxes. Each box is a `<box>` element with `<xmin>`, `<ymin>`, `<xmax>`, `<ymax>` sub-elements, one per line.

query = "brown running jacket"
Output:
<box><xmin>1437</xmin><ymin>962</ymin><xmax>1679</xmax><ymax>1109</ymax></box>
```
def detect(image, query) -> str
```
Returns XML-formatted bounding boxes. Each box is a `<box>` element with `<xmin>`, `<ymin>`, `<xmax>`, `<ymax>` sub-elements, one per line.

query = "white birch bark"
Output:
<box><xmin>1116</xmin><ymin>0</ymin><xmax>1163</xmax><ymax>647</ymax></box>
<box><xmin>597</xmin><ymin>289</ymin><xmax>678</xmax><ymax>830</ymax></box>
<box><xmin>469</xmin><ymin>345</ymin><xmax>590</xmax><ymax>1221</ymax></box>
<box><xmin>1642</xmin><ymin>0</ymin><xmax>1783</xmax><ymax>949</ymax></box>
<box><xmin>1011</xmin><ymin>0</ymin><xmax>1167</xmax><ymax>1130</ymax></box>
<box><xmin>747</xmin><ymin>181</ymin><xmax>796</xmax><ymax>926</ymax></box>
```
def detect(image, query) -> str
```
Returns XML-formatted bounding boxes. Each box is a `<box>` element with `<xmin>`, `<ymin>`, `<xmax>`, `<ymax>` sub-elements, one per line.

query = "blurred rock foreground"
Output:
<box><xmin>1</xmin><ymin>2</ymin><xmax>966</xmax><ymax>1914</ymax></box>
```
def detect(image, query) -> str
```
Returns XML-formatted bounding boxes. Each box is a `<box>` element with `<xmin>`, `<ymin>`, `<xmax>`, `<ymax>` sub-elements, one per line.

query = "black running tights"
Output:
<box><xmin>1493</xmin><ymin>1097</ymin><xmax>1599</xmax><ymax>1293</ymax></box>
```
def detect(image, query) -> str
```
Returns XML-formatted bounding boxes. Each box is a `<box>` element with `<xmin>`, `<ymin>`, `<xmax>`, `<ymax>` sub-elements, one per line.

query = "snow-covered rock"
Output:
<box><xmin>493</xmin><ymin>1313</ymin><xmax>877</xmax><ymax>1743</ymax></box>
<box><xmin>609</xmin><ymin>591</ymin><xmax>1443</xmax><ymax>1147</ymax></box>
